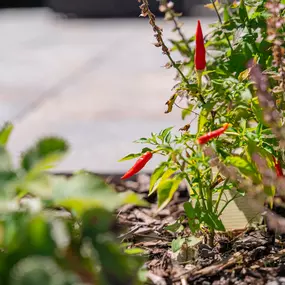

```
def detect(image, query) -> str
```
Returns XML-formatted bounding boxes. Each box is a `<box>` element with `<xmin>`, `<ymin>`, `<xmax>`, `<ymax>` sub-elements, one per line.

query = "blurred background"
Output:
<box><xmin>0</xmin><ymin>0</ymin><xmax>213</xmax><ymax>173</ymax></box>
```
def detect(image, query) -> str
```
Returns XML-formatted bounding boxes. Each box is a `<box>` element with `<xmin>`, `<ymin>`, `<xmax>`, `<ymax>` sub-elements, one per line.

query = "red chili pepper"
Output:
<box><xmin>197</xmin><ymin>123</ymin><xmax>229</xmax><ymax>145</ymax></box>
<box><xmin>121</xmin><ymin>151</ymin><xmax>153</xmax><ymax>180</ymax></box>
<box><xmin>273</xmin><ymin>156</ymin><xmax>284</xmax><ymax>177</ymax></box>
<box><xmin>195</xmin><ymin>20</ymin><xmax>206</xmax><ymax>71</ymax></box>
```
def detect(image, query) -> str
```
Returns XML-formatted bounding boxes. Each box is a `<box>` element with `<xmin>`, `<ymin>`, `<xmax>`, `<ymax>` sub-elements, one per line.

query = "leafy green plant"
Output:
<box><xmin>0</xmin><ymin>123</ymin><xmax>145</xmax><ymax>285</ymax></box>
<box><xmin>121</xmin><ymin>0</ymin><xmax>285</xmax><ymax>245</ymax></box>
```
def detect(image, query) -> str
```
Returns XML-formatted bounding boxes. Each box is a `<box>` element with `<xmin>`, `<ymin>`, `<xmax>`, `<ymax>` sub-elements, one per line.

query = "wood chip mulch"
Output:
<box><xmin>105</xmin><ymin>174</ymin><xmax>285</xmax><ymax>285</ymax></box>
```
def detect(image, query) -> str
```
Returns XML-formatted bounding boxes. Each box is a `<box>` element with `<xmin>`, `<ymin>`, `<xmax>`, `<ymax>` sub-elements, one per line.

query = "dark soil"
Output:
<box><xmin>106</xmin><ymin>174</ymin><xmax>285</xmax><ymax>285</ymax></box>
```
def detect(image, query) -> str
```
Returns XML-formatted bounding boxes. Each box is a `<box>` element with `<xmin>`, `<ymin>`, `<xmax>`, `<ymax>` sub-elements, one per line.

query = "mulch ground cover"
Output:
<box><xmin>104</xmin><ymin>174</ymin><xmax>285</xmax><ymax>285</ymax></box>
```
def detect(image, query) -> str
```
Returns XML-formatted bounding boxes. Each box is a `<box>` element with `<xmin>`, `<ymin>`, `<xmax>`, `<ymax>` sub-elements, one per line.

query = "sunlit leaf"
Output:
<box><xmin>0</xmin><ymin>122</ymin><xmax>13</xmax><ymax>146</ymax></box>
<box><xmin>157</xmin><ymin>175</ymin><xmax>183</xmax><ymax>211</ymax></box>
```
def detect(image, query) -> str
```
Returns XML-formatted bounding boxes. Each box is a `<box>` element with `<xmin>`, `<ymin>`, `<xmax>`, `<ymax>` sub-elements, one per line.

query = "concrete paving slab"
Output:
<box><xmin>0</xmin><ymin>9</ymin><xmax>215</xmax><ymax>173</ymax></box>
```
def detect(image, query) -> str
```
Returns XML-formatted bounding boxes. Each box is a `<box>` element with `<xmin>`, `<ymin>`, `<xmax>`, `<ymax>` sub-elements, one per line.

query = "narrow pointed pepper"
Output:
<box><xmin>195</xmin><ymin>20</ymin><xmax>206</xmax><ymax>71</ymax></box>
<box><xmin>121</xmin><ymin>151</ymin><xmax>153</xmax><ymax>180</ymax></box>
<box><xmin>273</xmin><ymin>156</ymin><xmax>284</xmax><ymax>177</ymax></box>
<box><xmin>197</xmin><ymin>123</ymin><xmax>229</xmax><ymax>145</ymax></box>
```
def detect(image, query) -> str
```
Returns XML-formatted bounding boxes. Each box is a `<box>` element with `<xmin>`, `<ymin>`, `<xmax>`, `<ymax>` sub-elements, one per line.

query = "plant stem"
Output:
<box><xmin>197</xmin><ymin>170</ymin><xmax>208</xmax><ymax>211</ymax></box>
<box><xmin>214</xmin><ymin>178</ymin><xmax>229</xmax><ymax>213</ymax></box>
<box><xmin>160</xmin><ymin>0</ymin><xmax>192</xmax><ymax>55</ymax></box>
<box><xmin>178</xmin><ymin>154</ymin><xmax>199</xmax><ymax>196</ymax></box>
<box><xmin>207</xmin><ymin>187</ymin><xmax>213</xmax><ymax>212</ymax></box>
<box><xmin>173</xmin><ymin>17</ymin><xmax>192</xmax><ymax>54</ymax></box>
<box><xmin>140</xmin><ymin>0</ymin><xmax>206</xmax><ymax>105</ymax></box>
<box><xmin>218</xmin><ymin>192</ymin><xmax>240</xmax><ymax>216</ymax></box>
<box><xmin>185</xmin><ymin>175</ymin><xmax>198</xmax><ymax>197</ymax></box>
<box><xmin>197</xmin><ymin>70</ymin><xmax>206</xmax><ymax>104</ymax></box>
<box><xmin>208</xmin><ymin>229</ymin><xmax>215</xmax><ymax>247</ymax></box>
<box><xmin>210</xmin><ymin>0</ymin><xmax>234</xmax><ymax>53</ymax></box>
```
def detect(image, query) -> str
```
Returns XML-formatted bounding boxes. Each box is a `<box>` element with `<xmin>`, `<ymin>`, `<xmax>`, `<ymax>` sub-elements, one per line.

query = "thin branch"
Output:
<box><xmin>174</xmin><ymin>102</ymin><xmax>200</xmax><ymax>116</ymax></box>
<box><xmin>210</xmin><ymin>0</ymin><xmax>234</xmax><ymax>53</ymax></box>
<box><xmin>139</xmin><ymin>0</ymin><xmax>206</xmax><ymax>104</ymax></box>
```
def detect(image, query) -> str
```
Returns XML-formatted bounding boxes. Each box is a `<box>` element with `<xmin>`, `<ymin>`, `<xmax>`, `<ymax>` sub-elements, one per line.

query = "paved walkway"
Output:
<box><xmin>0</xmin><ymin>8</ymin><xmax>214</xmax><ymax>173</ymax></box>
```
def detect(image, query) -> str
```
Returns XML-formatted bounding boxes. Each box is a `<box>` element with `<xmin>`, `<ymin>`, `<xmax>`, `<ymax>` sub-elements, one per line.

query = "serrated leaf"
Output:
<box><xmin>53</xmin><ymin>173</ymin><xmax>119</xmax><ymax>212</ymax></box>
<box><xmin>21</xmin><ymin>137</ymin><xmax>69</xmax><ymax>174</ymax></box>
<box><xmin>53</xmin><ymin>172</ymin><xmax>147</xmax><ymax>214</ymax></box>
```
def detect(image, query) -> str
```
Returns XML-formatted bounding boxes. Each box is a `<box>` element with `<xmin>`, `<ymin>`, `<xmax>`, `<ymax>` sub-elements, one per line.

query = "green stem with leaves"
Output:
<box><xmin>210</xmin><ymin>0</ymin><xmax>234</xmax><ymax>53</ymax></box>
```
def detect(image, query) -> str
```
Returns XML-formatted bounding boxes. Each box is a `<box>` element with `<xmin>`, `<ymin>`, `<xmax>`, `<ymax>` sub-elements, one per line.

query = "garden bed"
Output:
<box><xmin>107</xmin><ymin>174</ymin><xmax>285</xmax><ymax>285</ymax></box>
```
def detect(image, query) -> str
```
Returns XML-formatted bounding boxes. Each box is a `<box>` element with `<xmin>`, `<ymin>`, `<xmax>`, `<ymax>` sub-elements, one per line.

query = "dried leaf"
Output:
<box><xmin>179</xmin><ymin>124</ymin><xmax>190</xmax><ymax>132</ymax></box>
<box><xmin>165</xmin><ymin>94</ymin><xmax>178</xmax><ymax>114</ymax></box>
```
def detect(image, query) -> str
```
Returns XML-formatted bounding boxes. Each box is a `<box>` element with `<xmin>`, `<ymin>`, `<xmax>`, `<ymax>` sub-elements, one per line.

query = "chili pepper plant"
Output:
<box><xmin>121</xmin><ymin>0</ymin><xmax>285</xmax><ymax>245</ymax></box>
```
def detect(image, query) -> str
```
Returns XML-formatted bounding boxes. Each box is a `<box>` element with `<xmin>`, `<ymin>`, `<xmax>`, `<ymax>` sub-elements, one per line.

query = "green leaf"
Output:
<box><xmin>251</xmin><ymin>97</ymin><xmax>266</xmax><ymax>125</ymax></box>
<box><xmin>186</xmin><ymin>236</ymin><xmax>202</xmax><ymax>247</ymax></box>
<box><xmin>184</xmin><ymin>202</ymin><xmax>196</xmax><ymax>219</ymax></box>
<box><xmin>0</xmin><ymin>122</ymin><xmax>13</xmax><ymax>146</ymax></box>
<box><xmin>239</xmin><ymin>0</ymin><xmax>248</xmax><ymax>23</ymax></box>
<box><xmin>124</xmin><ymin>247</ymin><xmax>146</xmax><ymax>255</ymax></box>
<box><xmin>52</xmin><ymin>173</ymin><xmax>120</xmax><ymax>213</ymax></box>
<box><xmin>119</xmin><ymin>191</ymin><xmax>149</xmax><ymax>207</ymax></box>
<box><xmin>0</xmin><ymin>147</ymin><xmax>13</xmax><ymax>171</ymax></box>
<box><xmin>225</xmin><ymin>156</ymin><xmax>256</xmax><ymax>177</ymax></box>
<box><xmin>223</xmin><ymin>6</ymin><xmax>230</xmax><ymax>22</ymax></box>
<box><xmin>21</xmin><ymin>137</ymin><xmax>69</xmax><ymax>173</ymax></box>
<box><xmin>197</xmin><ymin>109</ymin><xmax>208</xmax><ymax>134</ymax></box>
<box><xmin>171</xmin><ymin>236</ymin><xmax>185</xmax><ymax>253</ymax></box>
<box><xmin>149</xmin><ymin>163</ymin><xmax>167</xmax><ymax>194</ymax></box>
<box><xmin>184</xmin><ymin>202</ymin><xmax>201</xmax><ymax>233</ymax></box>
<box><xmin>149</xmin><ymin>168</ymin><xmax>176</xmax><ymax>196</ymax></box>
<box><xmin>203</xmin><ymin>212</ymin><xmax>225</xmax><ymax>231</ymax></box>
<box><xmin>247</xmin><ymin>139</ymin><xmax>272</xmax><ymax>163</ymax></box>
<box><xmin>182</xmin><ymin>104</ymin><xmax>194</xmax><ymax>120</ymax></box>
<box><xmin>157</xmin><ymin>175</ymin><xmax>183</xmax><ymax>211</ymax></box>
<box><xmin>119</xmin><ymin>148</ymin><xmax>152</xmax><ymax>162</ymax></box>
<box><xmin>119</xmin><ymin>153</ymin><xmax>142</xmax><ymax>162</ymax></box>
<box><xmin>10</xmin><ymin>257</ymin><xmax>68</xmax><ymax>285</ymax></box>
<box><xmin>264</xmin><ymin>185</ymin><xmax>275</xmax><ymax>197</ymax></box>
<box><xmin>134</xmin><ymin>137</ymin><xmax>148</xmax><ymax>143</ymax></box>
<box><xmin>53</xmin><ymin>172</ymin><xmax>146</xmax><ymax>214</ymax></box>
<box><xmin>160</xmin><ymin>127</ymin><xmax>173</xmax><ymax>141</ymax></box>
<box><xmin>165</xmin><ymin>221</ymin><xmax>184</xmax><ymax>233</ymax></box>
